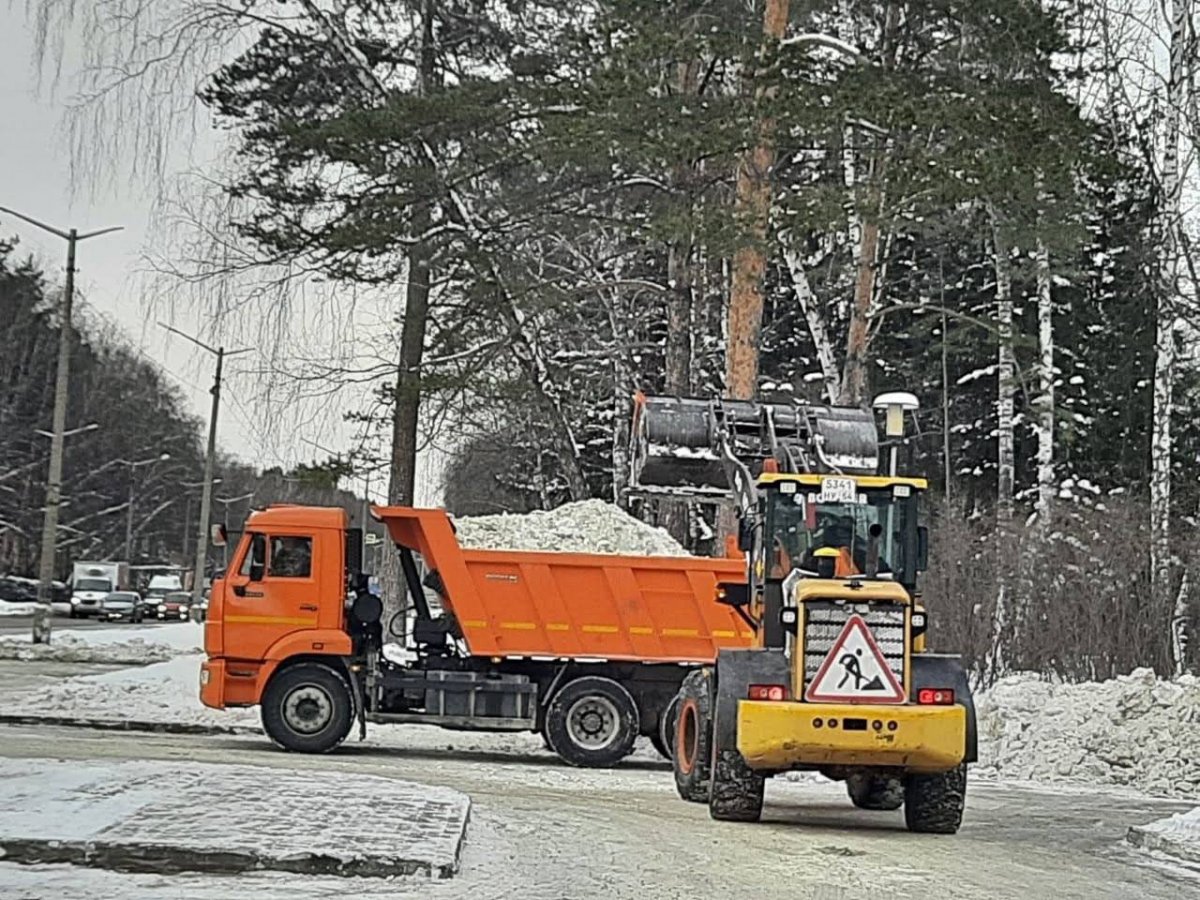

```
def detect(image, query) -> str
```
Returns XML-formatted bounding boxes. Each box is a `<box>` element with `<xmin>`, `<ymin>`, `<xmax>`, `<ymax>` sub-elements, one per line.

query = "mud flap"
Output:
<box><xmin>910</xmin><ymin>654</ymin><xmax>977</xmax><ymax>763</ymax></box>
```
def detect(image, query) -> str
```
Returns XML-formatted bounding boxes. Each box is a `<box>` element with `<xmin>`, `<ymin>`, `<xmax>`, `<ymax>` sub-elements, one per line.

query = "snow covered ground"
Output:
<box><xmin>0</xmin><ymin>602</ymin><xmax>38</xmax><ymax>616</ymax></box>
<box><xmin>1128</xmin><ymin>807</ymin><xmax>1200</xmax><ymax>866</ymax></box>
<box><xmin>0</xmin><ymin>622</ymin><xmax>202</xmax><ymax>664</ymax></box>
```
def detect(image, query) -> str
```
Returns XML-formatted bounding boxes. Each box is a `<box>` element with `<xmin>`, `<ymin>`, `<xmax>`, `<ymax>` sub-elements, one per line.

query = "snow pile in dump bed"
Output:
<box><xmin>454</xmin><ymin>499</ymin><xmax>690</xmax><ymax>556</ymax></box>
<box><xmin>0</xmin><ymin>623</ymin><xmax>202</xmax><ymax>664</ymax></box>
<box><xmin>6</xmin><ymin>654</ymin><xmax>258</xmax><ymax>728</ymax></box>
<box><xmin>1127</xmin><ymin>806</ymin><xmax>1200</xmax><ymax>865</ymax></box>
<box><xmin>976</xmin><ymin>667</ymin><xmax>1200</xmax><ymax>799</ymax></box>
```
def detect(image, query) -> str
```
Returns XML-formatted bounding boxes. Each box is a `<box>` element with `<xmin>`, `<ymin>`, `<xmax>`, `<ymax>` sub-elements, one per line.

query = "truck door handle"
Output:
<box><xmin>233</xmin><ymin>585</ymin><xmax>263</xmax><ymax>598</ymax></box>
<box><xmin>299</xmin><ymin>604</ymin><xmax>318</xmax><ymax>611</ymax></box>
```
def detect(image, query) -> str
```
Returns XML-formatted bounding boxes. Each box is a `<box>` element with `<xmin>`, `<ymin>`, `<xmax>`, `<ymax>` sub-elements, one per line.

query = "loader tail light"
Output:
<box><xmin>917</xmin><ymin>688</ymin><xmax>955</xmax><ymax>705</ymax></box>
<box><xmin>748</xmin><ymin>684</ymin><xmax>787</xmax><ymax>701</ymax></box>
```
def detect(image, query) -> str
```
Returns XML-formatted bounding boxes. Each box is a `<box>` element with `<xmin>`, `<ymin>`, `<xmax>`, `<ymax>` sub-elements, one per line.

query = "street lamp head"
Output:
<box><xmin>159</xmin><ymin>452</ymin><xmax>172</xmax><ymax>461</ymax></box>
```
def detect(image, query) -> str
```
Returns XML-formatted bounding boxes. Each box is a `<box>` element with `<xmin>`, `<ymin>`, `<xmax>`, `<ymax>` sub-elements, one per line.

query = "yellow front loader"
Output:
<box><xmin>632</xmin><ymin>393</ymin><xmax>975</xmax><ymax>833</ymax></box>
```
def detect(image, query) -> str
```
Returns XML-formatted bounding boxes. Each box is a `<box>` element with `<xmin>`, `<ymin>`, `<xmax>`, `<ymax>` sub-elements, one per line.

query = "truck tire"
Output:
<box><xmin>545</xmin><ymin>676</ymin><xmax>639</xmax><ymax>768</ymax></box>
<box><xmin>649</xmin><ymin>693</ymin><xmax>679</xmax><ymax>760</ymax></box>
<box><xmin>261</xmin><ymin>662</ymin><xmax>354</xmax><ymax>754</ymax></box>
<box><xmin>673</xmin><ymin>669</ymin><xmax>713</xmax><ymax>803</ymax></box>
<box><xmin>904</xmin><ymin>764</ymin><xmax>967</xmax><ymax>834</ymax></box>
<box><xmin>709</xmin><ymin>746</ymin><xmax>765</xmax><ymax>823</ymax></box>
<box><xmin>846</xmin><ymin>773</ymin><xmax>904</xmax><ymax>811</ymax></box>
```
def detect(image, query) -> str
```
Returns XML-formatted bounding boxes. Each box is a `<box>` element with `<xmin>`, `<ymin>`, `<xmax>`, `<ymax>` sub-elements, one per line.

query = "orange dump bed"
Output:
<box><xmin>377</xmin><ymin>506</ymin><xmax>751</xmax><ymax>664</ymax></box>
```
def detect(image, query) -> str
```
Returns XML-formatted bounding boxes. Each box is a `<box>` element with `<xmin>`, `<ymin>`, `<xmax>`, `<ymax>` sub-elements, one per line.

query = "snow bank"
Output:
<box><xmin>1127</xmin><ymin>807</ymin><xmax>1200</xmax><ymax>865</ymax></box>
<box><xmin>5</xmin><ymin>654</ymin><xmax>257</xmax><ymax>728</ymax></box>
<box><xmin>0</xmin><ymin>602</ymin><xmax>38</xmax><ymax>616</ymax></box>
<box><xmin>977</xmin><ymin>668</ymin><xmax>1200</xmax><ymax>799</ymax></box>
<box><xmin>0</xmin><ymin>622</ymin><xmax>202</xmax><ymax>664</ymax></box>
<box><xmin>454</xmin><ymin>499</ymin><xmax>689</xmax><ymax>556</ymax></box>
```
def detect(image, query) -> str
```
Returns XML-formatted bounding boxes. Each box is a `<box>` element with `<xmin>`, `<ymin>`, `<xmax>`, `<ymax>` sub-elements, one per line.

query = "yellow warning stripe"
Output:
<box><xmin>225</xmin><ymin>615</ymin><xmax>317</xmax><ymax>627</ymax></box>
<box><xmin>500</xmin><ymin>621</ymin><xmax>537</xmax><ymax>630</ymax></box>
<box><xmin>661</xmin><ymin>628</ymin><xmax>700</xmax><ymax>637</ymax></box>
<box><xmin>628</xmin><ymin>626</ymin><xmax>654</xmax><ymax>635</ymax></box>
<box><xmin>579</xmin><ymin>624</ymin><xmax>617</xmax><ymax>634</ymax></box>
<box><xmin>453</xmin><ymin>619</ymin><xmax>742</xmax><ymax>640</ymax></box>
<box><xmin>712</xmin><ymin>629</ymin><xmax>736</xmax><ymax>638</ymax></box>
<box><xmin>545</xmin><ymin>623</ymin><xmax>570</xmax><ymax>632</ymax></box>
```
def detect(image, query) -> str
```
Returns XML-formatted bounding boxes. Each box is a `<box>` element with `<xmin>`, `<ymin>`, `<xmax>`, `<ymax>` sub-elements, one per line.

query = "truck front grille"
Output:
<box><xmin>802</xmin><ymin>601</ymin><xmax>906</xmax><ymax>692</ymax></box>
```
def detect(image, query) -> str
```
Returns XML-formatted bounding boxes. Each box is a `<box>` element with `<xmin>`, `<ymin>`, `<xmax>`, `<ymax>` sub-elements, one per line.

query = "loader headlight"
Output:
<box><xmin>780</xmin><ymin>607</ymin><xmax>799</xmax><ymax>634</ymax></box>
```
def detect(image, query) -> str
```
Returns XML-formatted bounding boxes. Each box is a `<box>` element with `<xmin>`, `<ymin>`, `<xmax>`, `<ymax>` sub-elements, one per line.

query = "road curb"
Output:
<box><xmin>0</xmin><ymin>713</ymin><xmax>261</xmax><ymax>737</ymax></box>
<box><xmin>1126</xmin><ymin>825</ymin><xmax>1200</xmax><ymax>866</ymax></box>
<box><xmin>0</xmin><ymin>833</ymin><xmax>464</xmax><ymax>879</ymax></box>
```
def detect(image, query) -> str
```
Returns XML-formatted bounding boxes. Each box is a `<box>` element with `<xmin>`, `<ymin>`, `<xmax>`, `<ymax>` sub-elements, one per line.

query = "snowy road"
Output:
<box><xmin>0</xmin><ymin>720</ymin><xmax>1194</xmax><ymax>899</ymax></box>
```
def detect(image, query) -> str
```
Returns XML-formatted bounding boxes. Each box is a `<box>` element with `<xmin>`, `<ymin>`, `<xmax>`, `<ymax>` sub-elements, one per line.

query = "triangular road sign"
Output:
<box><xmin>804</xmin><ymin>614</ymin><xmax>905</xmax><ymax>704</ymax></box>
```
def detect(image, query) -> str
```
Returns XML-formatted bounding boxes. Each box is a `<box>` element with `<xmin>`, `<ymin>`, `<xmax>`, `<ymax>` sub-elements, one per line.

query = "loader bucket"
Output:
<box><xmin>630</xmin><ymin>395</ymin><xmax>728</xmax><ymax>489</ymax></box>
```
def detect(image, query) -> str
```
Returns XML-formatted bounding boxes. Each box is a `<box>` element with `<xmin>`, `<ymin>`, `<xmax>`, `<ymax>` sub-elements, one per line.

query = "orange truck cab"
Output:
<box><xmin>201</xmin><ymin>504</ymin><xmax>749</xmax><ymax>766</ymax></box>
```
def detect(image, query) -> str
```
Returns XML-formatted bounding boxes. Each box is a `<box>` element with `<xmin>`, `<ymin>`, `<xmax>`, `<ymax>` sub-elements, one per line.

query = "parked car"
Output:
<box><xmin>156</xmin><ymin>591</ymin><xmax>192</xmax><ymax>621</ymax></box>
<box><xmin>98</xmin><ymin>591</ymin><xmax>146</xmax><ymax>623</ymax></box>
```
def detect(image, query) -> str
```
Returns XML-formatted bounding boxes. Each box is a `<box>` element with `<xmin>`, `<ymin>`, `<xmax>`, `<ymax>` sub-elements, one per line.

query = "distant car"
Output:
<box><xmin>99</xmin><ymin>591</ymin><xmax>145</xmax><ymax>623</ymax></box>
<box><xmin>156</xmin><ymin>591</ymin><xmax>192</xmax><ymax>621</ymax></box>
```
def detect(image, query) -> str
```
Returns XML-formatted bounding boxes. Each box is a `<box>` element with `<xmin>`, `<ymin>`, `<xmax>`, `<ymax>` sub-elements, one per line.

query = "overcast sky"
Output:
<box><xmin>0</xmin><ymin>7</ymin><xmax>452</xmax><ymax>503</ymax></box>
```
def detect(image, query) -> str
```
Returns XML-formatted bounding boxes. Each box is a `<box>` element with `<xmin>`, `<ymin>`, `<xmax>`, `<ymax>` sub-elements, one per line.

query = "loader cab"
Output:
<box><xmin>757</xmin><ymin>473</ymin><xmax>928</xmax><ymax>592</ymax></box>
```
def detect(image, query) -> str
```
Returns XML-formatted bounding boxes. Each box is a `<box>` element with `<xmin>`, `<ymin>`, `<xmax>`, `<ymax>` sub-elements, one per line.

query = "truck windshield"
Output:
<box><xmin>765</xmin><ymin>482</ymin><xmax>917</xmax><ymax>581</ymax></box>
<box><xmin>76</xmin><ymin>578</ymin><xmax>111</xmax><ymax>592</ymax></box>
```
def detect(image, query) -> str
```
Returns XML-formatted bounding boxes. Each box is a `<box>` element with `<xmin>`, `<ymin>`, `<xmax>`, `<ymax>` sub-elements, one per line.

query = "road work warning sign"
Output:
<box><xmin>804</xmin><ymin>614</ymin><xmax>905</xmax><ymax>704</ymax></box>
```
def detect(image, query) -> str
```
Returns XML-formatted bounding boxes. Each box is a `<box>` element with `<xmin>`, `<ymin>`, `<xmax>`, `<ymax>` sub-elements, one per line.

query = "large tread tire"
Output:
<box><xmin>649</xmin><ymin>693</ymin><xmax>679</xmax><ymax>760</ymax></box>
<box><xmin>673</xmin><ymin>669</ymin><xmax>713</xmax><ymax>803</ymax></box>
<box><xmin>708</xmin><ymin>748</ymin><xmax>765</xmax><ymax>823</ymax></box>
<box><xmin>904</xmin><ymin>764</ymin><xmax>968</xmax><ymax>834</ymax></box>
<box><xmin>846</xmin><ymin>772</ymin><xmax>905</xmax><ymax>811</ymax></box>
<box><xmin>261</xmin><ymin>662</ymin><xmax>354</xmax><ymax>754</ymax></box>
<box><xmin>545</xmin><ymin>676</ymin><xmax>639</xmax><ymax>768</ymax></box>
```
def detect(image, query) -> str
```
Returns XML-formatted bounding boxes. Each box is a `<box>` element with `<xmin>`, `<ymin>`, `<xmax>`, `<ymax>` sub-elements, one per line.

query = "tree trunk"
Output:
<box><xmin>726</xmin><ymin>0</ymin><xmax>790</xmax><ymax>401</ymax></box>
<box><xmin>389</xmin><ymin>231</ymin><xmax>432</xmax><ymax>507</ymax></box>
<box><xmin>1035</xmin><ymin>232</ymin><xmax>1054</xmax><ymax>522</ymax></box>
<box><xmin>839</xmin><ymin>201</ymin><xmax>881</xmax><ymax>406</ymax></box>
<box><xmin>1157</xmin><ymin>0</ymin><xmax>1189</xmax><ymax>676</ymax></box>
<box><xmin>783</xmin><ymin>245</ymin><xmax>840</xmax><ymax>402</ymax></box>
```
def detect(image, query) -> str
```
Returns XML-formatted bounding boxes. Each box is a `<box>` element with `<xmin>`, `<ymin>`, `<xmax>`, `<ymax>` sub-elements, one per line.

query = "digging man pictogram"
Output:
<box><xmin>837</xmin><ymin>648</ymin><xmax>885</xmax><ymax>692</ymax></box>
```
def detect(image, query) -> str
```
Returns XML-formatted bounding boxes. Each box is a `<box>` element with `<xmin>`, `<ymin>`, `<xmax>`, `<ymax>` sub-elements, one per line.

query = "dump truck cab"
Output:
<box><xmin>630</xmin><ymin>392</ymin><xmax>976</xmax><ymax>833</ymax></box>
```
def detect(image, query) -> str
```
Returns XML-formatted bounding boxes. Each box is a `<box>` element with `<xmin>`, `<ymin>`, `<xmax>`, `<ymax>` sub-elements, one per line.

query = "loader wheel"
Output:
<box><xmin>650</xmin><ymin>693</ymin><xmax>679</xmax><ymax>760</ymax></box>
<box><xmin>904</xmin><ymin>764</ymin><xmax>968</xmax><ymax>834</ymax></box>
<box><xmin>673</xmin><ymin>669</ymin><xmax>713</xmax><ymax>803</ymax></box>
<box><xmin>261</xmin><ymin>662</ymin><xmax>354</xmax><ymax>754</ymax></box>
<box><xmin>846</xmin><ymin>773</ymin><xmax>904</xmax><ymax>811</ymax></box>
<box><xmin>545</xmin><ymin>676</ymin><xmax>639</xmax><ymax>768</ymax></box>
<box><xmin>708</xmin><ymin>747</ymin><xmax>765</xmax><ymax>823</ymax></box>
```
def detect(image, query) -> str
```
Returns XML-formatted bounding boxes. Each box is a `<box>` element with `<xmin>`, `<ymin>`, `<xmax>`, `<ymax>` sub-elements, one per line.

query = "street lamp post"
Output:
<box><xmin>4</xmin><ymin>204</ymin><xmax>122</xmax><ymax>646</ymax></box>
<box><xmin>159</xmin><ymin>323</ymin><xmax>250</xmax><ymax>607</ymax></box>
<box><xmin>120</xmin><ymin>453</ymin><xmax>172</xmax><ymax>561</ymax></box>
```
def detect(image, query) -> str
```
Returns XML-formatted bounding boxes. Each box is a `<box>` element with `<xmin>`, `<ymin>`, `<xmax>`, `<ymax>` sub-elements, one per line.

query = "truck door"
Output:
<box><xmin>223</xmin><ymin>530</ymin><xmax>322</xmax><ymax>661</ymax></box>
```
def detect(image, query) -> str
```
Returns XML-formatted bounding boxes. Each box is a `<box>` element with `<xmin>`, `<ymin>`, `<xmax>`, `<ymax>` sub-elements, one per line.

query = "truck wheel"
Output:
<box><xmin>673</xmin><ymin>669</ymin><xmax>713</xmax><ymax>803</ymax></box>
<box><xmin>904</xmin><ymin>764</ymin><xmax>967</xmax><ymax>834</ymax></box>
<box><xmin>545</xmin><ymin>676</ymin><xmax>639</xmax><ymax>768</ymax></box>
<box><xmin>649</xmin><ymin>693</ymin><xmax>679</xmax><ymax>760</ymax></box>
<box><xmin>709</xmin><ymin>746</ymin><xmax>765</xmax><ymax>823</ymax></box>
<box><xmin>261</xmin><ymin>663</ymin><xmax>354</xmax><ymax>754</ymax></box>
<box><xmin>847</xmin><ymin>773</ymin><xmax>904</xmax><ymax>811</ymax></box>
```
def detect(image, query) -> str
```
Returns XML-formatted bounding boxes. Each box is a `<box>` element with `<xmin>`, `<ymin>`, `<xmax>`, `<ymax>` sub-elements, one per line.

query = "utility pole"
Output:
<box><xmin>1</xmin><ymin>206</ymin><xmax>122</xmax><ymax>644</ymax></box>
<box><xmin>214</xmin><ymin>492</ymin><xmax>255</xmax><ymax>569</ymax></box>
<box><xmin>159</xmin><ymin>323</ymin><xmax>250</xmax><ymax>607</ymax></box>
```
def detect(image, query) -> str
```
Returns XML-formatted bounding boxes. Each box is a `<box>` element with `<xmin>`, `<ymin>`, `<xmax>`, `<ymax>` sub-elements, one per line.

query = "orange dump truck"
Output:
<box><xmin>201</xmin><ymin>504</ymin><xmax>749</xmax><ymax>766</ymax></box>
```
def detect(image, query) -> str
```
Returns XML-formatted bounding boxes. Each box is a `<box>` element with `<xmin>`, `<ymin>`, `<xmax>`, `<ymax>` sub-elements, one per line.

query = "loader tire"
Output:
<box><xmin>545</xmin><ymin>676</ymin><xmax>639</xmax><ymax>768</ymax></box>
<box><xmin>846</xmin><ymin>773</ymin><xmax>905</xmax><ymax>811</ymax></box>
<box><xmin>904</xmin><ymin>764</ymin><xmax>967</xmax><ymax>834</ymax></box>
<box><xmin>708</xmin><ymin>747</ymin><xmax>765</xmax><ymax>823</ymax></box>
<box><xmin>673</xmin><ymin>669</ymin><xmax>713</xmax><ymax>803</ymax></box>
<box><xmin>650</xmin><ymin>693</ymin><xmax>679</xmax><ymax>760</ymax></box>
<box><xmin>261</xmin><ymin>662</ymin><xmax>354</xmax><ymax>754</ymax></box>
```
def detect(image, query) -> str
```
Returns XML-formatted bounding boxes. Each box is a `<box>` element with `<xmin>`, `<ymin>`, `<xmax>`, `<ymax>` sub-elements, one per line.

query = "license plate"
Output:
<box><xmin>817</xmin><ymin>477</ymin><xmax>857</xmax><ymax>504</ymax></box>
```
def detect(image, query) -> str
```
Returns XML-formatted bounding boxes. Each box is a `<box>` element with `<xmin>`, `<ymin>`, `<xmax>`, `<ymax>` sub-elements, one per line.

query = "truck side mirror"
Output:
<box><xmin>248</xmin><ymin>533</ymin><xmax>266</xmax><ymax>582</ymax></box>
<box><xmin>917</xmin><ymin>525</ymin><xmax>929</xmax><ymax>571</ymax></box>
<box><xmin>737</xmin><ymin>518</ymin><xmax>754</xmax><ymax>552</ymax></box>
<box><xmin>210</xmin><ymin>523</ymin><xmax>227</xmax><ymax>547</ymax></box>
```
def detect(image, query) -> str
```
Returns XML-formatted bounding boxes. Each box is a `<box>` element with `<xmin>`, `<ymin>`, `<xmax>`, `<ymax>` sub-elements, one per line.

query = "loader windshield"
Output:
<box><xmin>765</xmin><ymin>480</ymin><xmax>919</xmax><ymax>585</ymax></box>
